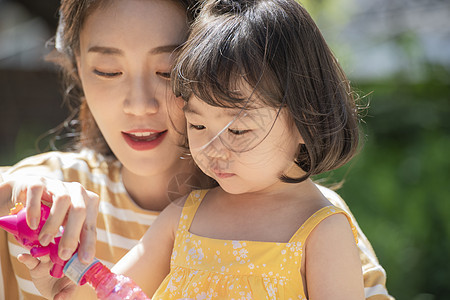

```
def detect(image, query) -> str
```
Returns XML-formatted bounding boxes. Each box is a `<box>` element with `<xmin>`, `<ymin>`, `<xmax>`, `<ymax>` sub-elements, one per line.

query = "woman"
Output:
<box><xmin>0</xmin><ymin>0</ymin><xmax>212</xmax><ymax>298</ymax></box>
<box><xmin>0</xmin><ymin>0</ymin><xmax>392</xmax><ymax>299</ymax></box>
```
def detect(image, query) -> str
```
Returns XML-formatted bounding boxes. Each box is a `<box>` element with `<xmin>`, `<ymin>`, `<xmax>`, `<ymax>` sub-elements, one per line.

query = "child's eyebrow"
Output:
<box><xmin>149</xmin><ymin>45</ymin><xmax>182</xmax><ymax>55</ymax></box>
<box><xmin>183</xmin><ymin>102</ymin><xmax>247</xmax><ymax>118</ymax></box>
<box><xmin>182</xmin><ymin>104</ymin><xmax>200</xmax><ymax>115</ymax></box>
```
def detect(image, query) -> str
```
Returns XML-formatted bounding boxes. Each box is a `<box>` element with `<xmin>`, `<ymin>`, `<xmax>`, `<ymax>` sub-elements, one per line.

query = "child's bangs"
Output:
<box><xmin>173</xmin><ymin>16</ymin><xmax>279</xmax><ymax>110</ymax></box>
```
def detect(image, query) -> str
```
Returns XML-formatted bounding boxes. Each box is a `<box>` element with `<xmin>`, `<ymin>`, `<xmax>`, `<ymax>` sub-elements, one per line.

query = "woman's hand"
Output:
<box><xmin>18</xmin><ymin>253</ymin><xmax>76</xmax><ymax>299</ymax></box>
<box><xmin>2</xmin><ymin>176</ymin><xmax>99</xmax><ymax>264</ymax></box>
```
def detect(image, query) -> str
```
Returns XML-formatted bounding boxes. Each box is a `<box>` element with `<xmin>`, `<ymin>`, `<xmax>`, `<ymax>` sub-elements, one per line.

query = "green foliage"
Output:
<box><xmin>317</xmin><ymin>73</ymin><xmax>450</xmax><ymax>299</ymax></box>
<box><xmin>1</xmin><ymin>124</ymin><xmax>44</xmax><ymax>166</ymax></box>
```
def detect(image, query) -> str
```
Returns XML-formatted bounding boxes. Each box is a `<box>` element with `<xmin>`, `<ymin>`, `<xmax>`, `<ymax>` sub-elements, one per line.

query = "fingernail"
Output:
<box><xmin>60</xmin><ymin>249</ymin><xmax>73</xmax><ymax>261</ymax></box>
<box><xmin>82</xmin><ymin>252</ymin><xmax>93</xmax><ymax>263</ymax></box>
<box><xmin>39</xmin><ymin>234</ymin><xmax>52</xmax><ymax>246</ymax></box>
<box><xmin>29</xmin><ymin>218</ymin><xmax>39</xmax><ymax>230</ymax></box>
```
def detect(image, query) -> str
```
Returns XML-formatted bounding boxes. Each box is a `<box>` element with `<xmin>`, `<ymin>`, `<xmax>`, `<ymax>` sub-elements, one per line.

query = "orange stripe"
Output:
<box><xmin>367</xmin><ymin>294</ymin><xmax>393</xmax><ymax>300</ymax></box>
<box><xmin>97</xmin><ymin>212</ymin><xmax>151</xmax><ymax>241</ymax></box>
<box><xmin>1</xmin><ymin>231</ymin><xmax>20</xmax><ymax>300</ymax></box>
<box><xmin>95</xmin><ymin>240</ymin><xmax>129</xmax><ymax>264</ymax></box>
<box><xmin>363</xmin><ymin>269</ymin><xmax>387</xmax><ymax>287</ymax></box>
<box><xmin>21</xmin><ymin>290</ymin><xmax>47</xmax><ymax>300</ymax></box>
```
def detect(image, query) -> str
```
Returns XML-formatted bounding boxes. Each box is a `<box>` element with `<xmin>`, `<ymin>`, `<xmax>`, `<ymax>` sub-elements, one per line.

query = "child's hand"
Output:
<box><xmin>18</xmin><ymin>253</ymin><xmax>76</xmax><ymax>299</ymax></box>
<box><xmin>3</xmin><ymin>176</ymin><xmax>99</xmax><ymax>264</ymax></box>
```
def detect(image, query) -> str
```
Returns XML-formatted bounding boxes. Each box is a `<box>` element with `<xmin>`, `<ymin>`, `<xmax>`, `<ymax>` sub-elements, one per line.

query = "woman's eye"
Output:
<box><xmin>189</xmin><ymin>124</ymin><xmax>206</xmax><ymax>130</ymax></box>
<box><xmin>156</xmin><ymin>72</ymin><xmax>171</xmax><ymax>79</ymax></box>
<box><xmin>93</xmin><ymin>69</ymin><xmax>122</xmax><ymax>78</ymax></box>
<box><xmin>228</xmin><ymin>128</ymin><xmax>250</xmax><ymax>135</ymax></box>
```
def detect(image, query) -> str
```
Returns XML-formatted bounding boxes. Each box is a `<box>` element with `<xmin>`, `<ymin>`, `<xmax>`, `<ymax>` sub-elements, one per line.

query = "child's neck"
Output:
<box><xmin>189</xmin><ymin>179</ymin><xmax>330</xmax><ymax>243</ymax></box>
<box><xmin>217</xmin><ymin>176</ymin><xmax>317</xmax><ymax>204</ymax></box>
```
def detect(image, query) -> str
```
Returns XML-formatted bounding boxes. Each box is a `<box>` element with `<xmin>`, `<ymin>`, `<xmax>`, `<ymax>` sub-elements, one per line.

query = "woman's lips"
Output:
<box><xmin>121</xmin><ymin>130</ymin><xmax>167</xmax><ymax>151</ymax></box>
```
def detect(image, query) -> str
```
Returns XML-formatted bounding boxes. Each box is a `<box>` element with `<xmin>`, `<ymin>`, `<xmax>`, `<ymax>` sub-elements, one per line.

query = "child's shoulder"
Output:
<box><xmin>304</xmin><ymin>204</ymin><xmax>358</xmax><ymax>251</ymax></box>
<box><xmin>288</xmin><ymin>183</ymin><xmax>356</xmax><ymax>243</ymax></box>
<box><xmin>160</xmin><ymin>189</ymin><xmax>210</xmax><ymax>221</ymax></box>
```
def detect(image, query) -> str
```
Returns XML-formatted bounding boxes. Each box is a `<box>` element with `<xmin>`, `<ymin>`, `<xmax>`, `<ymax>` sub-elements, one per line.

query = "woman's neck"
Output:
<box><xmin>121</xmin><ymin>159</ymin><xmax>197</xmax><ymax>212</ymax></box>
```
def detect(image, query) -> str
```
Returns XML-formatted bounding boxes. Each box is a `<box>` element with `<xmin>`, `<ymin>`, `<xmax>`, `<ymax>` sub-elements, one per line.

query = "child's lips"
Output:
<box><xmin>212</xmin><ymin>169</ymin><xmax>235</xmax><ymax>179</ymax></box>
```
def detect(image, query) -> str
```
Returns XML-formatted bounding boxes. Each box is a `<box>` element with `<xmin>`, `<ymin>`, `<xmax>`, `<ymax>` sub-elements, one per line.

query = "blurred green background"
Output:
<box><xmin>1</xmin><ymin>0</ymin><xmax>449</xmax><ymax>299</ymax></box>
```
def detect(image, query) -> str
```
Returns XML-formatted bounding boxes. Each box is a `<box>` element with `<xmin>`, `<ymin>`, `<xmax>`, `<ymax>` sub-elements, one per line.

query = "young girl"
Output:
<box><xmin>109</xmin><ymin>0</ymin><xmax>367</xmax><ymax>298</ymax></box>
<box><xmin>9</xmin><ymin>0</ymin><xmax>392</xmax><ymax>299</ymax></box>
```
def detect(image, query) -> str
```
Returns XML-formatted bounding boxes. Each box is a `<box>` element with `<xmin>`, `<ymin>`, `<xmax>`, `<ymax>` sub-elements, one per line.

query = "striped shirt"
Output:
<box><xmin>0</xmin><ymin>149</ymin><xmax>393</xmax><ymax>299</ymax></box>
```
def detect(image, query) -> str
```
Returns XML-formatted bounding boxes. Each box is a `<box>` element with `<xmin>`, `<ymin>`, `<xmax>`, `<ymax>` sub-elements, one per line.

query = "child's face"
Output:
<box><xmin>185</xmin><ymin>96</ymin><xmax>303</xmax><ymax>195</ymax></box>
<box><xmin>75</xmin><ymin>0</ymin><xmax>188</xmax><ymax>178</ymax></box>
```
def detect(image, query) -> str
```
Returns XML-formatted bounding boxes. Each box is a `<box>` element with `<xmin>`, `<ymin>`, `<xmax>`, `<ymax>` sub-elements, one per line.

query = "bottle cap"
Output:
<box><xmin>63</xmin><ymin>253</ymin><xmax>99</xmax><ymax>285</ymax></box>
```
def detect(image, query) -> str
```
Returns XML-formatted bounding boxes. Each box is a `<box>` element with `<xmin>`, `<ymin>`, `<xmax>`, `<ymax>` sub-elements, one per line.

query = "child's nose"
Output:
<box><xmin>203</xmin><ymin>136</ymin><xmax>231</xmax><ymax>160</ymax></box>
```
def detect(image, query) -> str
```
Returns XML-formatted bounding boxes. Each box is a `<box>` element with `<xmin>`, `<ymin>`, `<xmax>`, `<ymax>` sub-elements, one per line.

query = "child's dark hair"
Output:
<box><xmin>173</xmin><ymin>0</ymin><xmax>361</xmax><ymax>183</ymax></box>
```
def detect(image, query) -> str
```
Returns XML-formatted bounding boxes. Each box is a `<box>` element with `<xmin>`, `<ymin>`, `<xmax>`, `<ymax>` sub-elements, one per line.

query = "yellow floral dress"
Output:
<box><xmin>153</xmin><ymin>190</ymin><xmax>357</xmax><ymax>299</ymax></box>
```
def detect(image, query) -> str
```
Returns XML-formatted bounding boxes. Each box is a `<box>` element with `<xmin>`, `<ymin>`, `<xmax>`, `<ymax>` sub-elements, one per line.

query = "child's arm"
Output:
<box><xmin>111</xmin><ymin>196</ymin><xmax>185</xmax><ymax>298</ymax></box>
<box><xmin>305</xmin><ymin>213</ymin><xmax>365</xmax><ymax>300</ymax></box>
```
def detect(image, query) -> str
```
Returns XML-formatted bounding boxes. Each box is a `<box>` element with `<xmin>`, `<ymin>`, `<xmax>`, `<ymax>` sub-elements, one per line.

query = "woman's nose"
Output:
<box><xmin>123</xmin><ymin>75</ymin><xmax>159</xmax><ymax>115</ymax></box>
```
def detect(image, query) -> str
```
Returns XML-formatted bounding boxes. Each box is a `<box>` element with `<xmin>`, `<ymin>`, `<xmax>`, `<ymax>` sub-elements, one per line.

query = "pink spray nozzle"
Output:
<box><xmin>0</xmin><ymin>214</ymin><xmax>19</xmax><ymax>236</ymax></box>
<box><xmin>0</xmin><ymin>203</ymin><xmax>44</xmax><ymax>249</ymax></box>
<box><xmin>0</xmin><ymin>203</ymin><xmax>76</xmax><ymax>279</ymax></box>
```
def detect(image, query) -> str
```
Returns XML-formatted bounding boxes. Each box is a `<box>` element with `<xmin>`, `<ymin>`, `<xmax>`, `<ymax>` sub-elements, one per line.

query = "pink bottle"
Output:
<box><xmin>64</xmin><ymin>253</ymin><xmax>150</xmax><ymax>299</ymax></box>
<box><xmin>0</xmin><ymin>203</ymin><xmax>150</xmax><ymax>299</ymax></box>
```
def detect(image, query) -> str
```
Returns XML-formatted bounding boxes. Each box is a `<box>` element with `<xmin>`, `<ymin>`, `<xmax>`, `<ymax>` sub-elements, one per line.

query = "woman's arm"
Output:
<box><xmin>305</xmin><ymin>213</ymin><xmax>365</xmax><ymax>300</ymax></box>
<box><xmin>0</xmin><ymin>173</ymin><xmax>13</xmax><ymax>216</ymax></box>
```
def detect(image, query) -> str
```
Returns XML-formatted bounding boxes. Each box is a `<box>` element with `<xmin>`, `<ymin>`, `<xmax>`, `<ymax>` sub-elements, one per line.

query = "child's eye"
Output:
<box><xmin>228</xmin><ymin>128</ymin><xmax>250</xmax><ymax>135</ymax></box>
<box><xmin>93</xmin><ymin>69</ymin><xmax>122</xmax><ymax>78</ymax></box>
<box><xmin>156</xmin><ymin>72</ymin><xmax>171</xmax><ymax>79</ymax></box>
<box><xmin>189</xmin><ymin>124</ymin><xmax>206</xmax><ymax>130</ymax></box>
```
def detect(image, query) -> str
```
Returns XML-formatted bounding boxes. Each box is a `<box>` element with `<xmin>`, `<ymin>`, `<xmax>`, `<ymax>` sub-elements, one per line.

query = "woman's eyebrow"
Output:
<box><xmin>87</xmin><ymin>44</ymin><xmax>181</xmax><ymax>56</ymax></box>
<box><xmin>88</xmin><ymin>46</ymin><xmax>123</xmax><ymax>55</ymax></box>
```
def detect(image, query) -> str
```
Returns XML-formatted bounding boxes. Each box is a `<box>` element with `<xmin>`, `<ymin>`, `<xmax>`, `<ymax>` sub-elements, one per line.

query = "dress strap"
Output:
<box><xmin>289</xmin><ymin>206</ymin><xmax>358</xmax><ymax>244</ymax></box>
<box><xmin>177</xmin><ymin>189</ymin><xmax>209</xmax><ymax>232</ymax></box>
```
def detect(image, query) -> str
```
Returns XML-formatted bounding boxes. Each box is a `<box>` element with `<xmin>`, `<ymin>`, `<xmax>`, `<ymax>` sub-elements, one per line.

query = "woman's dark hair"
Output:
<box><xmin>45</xmin><ymin>0</ymin><xmax>199</xmax><ymax>156</ymax></box>
<box><xmin>173</xmin><ymin>0</ymin><xmax>362</xmax><ymax>183</ymax></box>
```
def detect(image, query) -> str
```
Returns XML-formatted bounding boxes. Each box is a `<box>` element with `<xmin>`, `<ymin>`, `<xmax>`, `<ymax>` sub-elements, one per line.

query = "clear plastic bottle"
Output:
<box><xmin>63</xmin><ymin>253</ymin><xmax>150</xmax><ymax>300</ymax></box>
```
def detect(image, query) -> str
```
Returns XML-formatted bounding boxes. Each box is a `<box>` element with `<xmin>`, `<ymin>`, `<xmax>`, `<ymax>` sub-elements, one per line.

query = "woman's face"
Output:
<box><xmin>76</xmin><ymin>0</ymin><xmax>188</xmax><ymax>178</ymax></box>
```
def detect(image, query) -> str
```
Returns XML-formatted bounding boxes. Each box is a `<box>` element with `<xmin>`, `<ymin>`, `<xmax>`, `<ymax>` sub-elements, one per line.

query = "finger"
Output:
<box><xmin>20</xmin><ymin>177</ymin><xmax>45</xmax><ymax>230</ymax></box>
<box><xmin>53</xmin><ymin>278</ymin><xmax>77</xmax><ymax>300</ymax></box>
<box><xmin>57</xmin><ymin>182</ymin><xmax>88</xmax><ymax>260</ymax></box>
<box><xmin>17</xmin><ymin>253</ymin><xmax>40</xmax><ymax>270</ymax></box>
<box><xmin>78</xmin><ymin>191</ymin><xmax>99</xmax><ymax>264</ymax></box>
<box><xmin>38</xmin><ymin>181</ymin><xmax>72</xmax><ymax>246</ymax></box>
